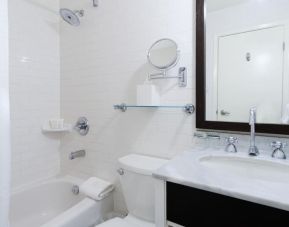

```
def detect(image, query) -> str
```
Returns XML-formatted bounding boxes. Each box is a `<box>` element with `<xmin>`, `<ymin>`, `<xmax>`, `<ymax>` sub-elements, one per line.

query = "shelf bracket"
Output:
<box><xmin>184</xmin><ymin>104</ymin><xmax>195</xmax><ymax>115</ymax></box>
<box><xmin>114</xmin><ymin>103</ymin><xmax>127</xmax><ymax>112</ymax></box>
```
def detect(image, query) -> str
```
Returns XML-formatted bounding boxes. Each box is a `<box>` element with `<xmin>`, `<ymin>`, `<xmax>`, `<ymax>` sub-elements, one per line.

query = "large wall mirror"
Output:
<box><xmin>196</xmin><ymin>0</ymin><xmax>289</xmax><ymax>135</ymax></box>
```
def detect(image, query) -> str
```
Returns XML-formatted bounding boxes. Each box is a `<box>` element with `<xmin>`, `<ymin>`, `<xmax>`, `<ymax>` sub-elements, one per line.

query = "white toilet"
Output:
<box><xmin>96</xmin><ymin>154</ymin><xmax>168</xmax><ymax>227</ymax></box>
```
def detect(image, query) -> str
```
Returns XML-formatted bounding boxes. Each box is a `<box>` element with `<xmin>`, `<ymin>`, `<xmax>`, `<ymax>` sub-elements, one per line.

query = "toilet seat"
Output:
<box><xmin>96</xmin><ymin>215</ymin><xmax>155</xmax><ymax>227</ymax></box>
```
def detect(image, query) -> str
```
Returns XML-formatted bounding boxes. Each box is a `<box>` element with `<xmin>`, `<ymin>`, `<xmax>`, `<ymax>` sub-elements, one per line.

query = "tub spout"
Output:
<box><xmin>69</xmin><ymin>150</ymin><xmax>86</xmax><ymax>160</ymax></box>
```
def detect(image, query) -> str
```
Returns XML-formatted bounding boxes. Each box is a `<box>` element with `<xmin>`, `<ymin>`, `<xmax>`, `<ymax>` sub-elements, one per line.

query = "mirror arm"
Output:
<box><xmin>148</xmin><ymin>67</ymin><xmax>187</xmax><ymax>87</ymax></box>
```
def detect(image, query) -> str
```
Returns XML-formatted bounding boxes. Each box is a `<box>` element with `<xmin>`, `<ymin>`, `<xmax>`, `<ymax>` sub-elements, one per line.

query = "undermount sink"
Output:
<box><xmin>199</xmin><ymin>155</ymin><xmax>289</xmax><ymax>183</ymax></box>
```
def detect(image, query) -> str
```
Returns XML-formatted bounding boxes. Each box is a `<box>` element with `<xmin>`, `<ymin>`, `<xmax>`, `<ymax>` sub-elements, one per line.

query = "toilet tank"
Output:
<box><xmin>118</xmin><ymin>154</ymin><xmax>168</xmax><ymax>222</ymax></box>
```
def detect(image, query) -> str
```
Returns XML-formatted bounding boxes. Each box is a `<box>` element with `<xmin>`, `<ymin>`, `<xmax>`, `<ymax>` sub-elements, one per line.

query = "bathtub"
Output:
<box><xmin>10</xmin><ymin>176</ymin><xmax>113</xmax><ymax>227</ymax></box>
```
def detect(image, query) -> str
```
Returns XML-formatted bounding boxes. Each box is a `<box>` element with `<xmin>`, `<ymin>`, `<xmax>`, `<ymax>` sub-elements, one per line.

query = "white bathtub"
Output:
<box><xmin>10</xmin><ymin>176</ymin><xmax>113</xmax><ymax>227</ymax></box>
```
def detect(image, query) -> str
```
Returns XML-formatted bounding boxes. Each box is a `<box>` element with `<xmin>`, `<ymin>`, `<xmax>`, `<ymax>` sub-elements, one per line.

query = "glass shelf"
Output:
<box><xmin>113</xmin><ymin>103</ymin><xmax>195</xmax><ymax>114</ymax></box>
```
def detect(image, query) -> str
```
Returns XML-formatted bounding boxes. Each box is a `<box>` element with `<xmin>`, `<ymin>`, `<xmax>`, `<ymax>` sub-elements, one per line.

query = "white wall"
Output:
<box><xmin>9</xmin><ymin>0</ymin><xmax>61</xmax><ymax>189</ymax></box>
<box><xmin>0</xmin><ymin>0</ymin><xmax>11</xmax><ymax>225</ymax></box>
<box><xmin>6</xmin><ymin>0</ymin><xmax>289</xmax><ymax>218</ymax></box>
<box><xmin>59</xmin><ymin>0</ymin><xmax>195</xmax><ymax>212</ymax></box>
<box><xmin>206</xmin><ymin>0</ymin><xmax>289</xmax><ymax>120</ymax></box>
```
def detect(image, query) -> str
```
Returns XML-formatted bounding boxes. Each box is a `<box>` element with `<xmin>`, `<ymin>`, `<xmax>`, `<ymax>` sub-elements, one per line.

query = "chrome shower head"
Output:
<box><xmin>59</xmin><ymin>8</ymin><xmax>84</xmax><ymax>26</ymax></box>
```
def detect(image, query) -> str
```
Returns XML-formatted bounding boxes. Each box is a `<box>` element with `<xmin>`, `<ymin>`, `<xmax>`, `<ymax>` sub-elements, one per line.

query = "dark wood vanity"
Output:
<box><xmin>167</xmin><ymin>182</ymin><xmax>289</xmax><ymax>226</ymax></box>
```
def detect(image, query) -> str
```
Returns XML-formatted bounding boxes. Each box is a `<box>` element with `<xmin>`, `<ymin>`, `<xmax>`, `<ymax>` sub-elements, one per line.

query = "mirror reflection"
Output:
<box><xmin>148</xmin><ymin>39</ymin><xmax>179</xmax><ymax>70</ymax></box>
<box><xmin>205</xmin><ymin>0</ymin><xmax>289</xmax><ymax>124</ymax></box>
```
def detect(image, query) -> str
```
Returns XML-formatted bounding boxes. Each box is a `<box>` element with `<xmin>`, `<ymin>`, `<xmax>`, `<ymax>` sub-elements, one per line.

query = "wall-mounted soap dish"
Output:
<box><xmin>42</xmin><ymin>122</ymin><xmax>72</xmax><ymax>133</ymax></box>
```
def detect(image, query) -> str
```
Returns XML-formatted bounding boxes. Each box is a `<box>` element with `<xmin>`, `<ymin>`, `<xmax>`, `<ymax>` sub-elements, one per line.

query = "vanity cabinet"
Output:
<box><xmin>167</xmin><ymin>182</ymin><xmax>289</xmax><ymax>227</ymax></box>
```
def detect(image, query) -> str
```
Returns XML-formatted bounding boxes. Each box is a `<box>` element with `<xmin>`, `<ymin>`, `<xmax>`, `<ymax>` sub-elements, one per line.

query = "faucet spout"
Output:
<box><xmin>248</xmin><ymin>108</ymin><xmax>259</xmax><ymax>156</ymax></box>
<box><xmin>69</xmin><ymin>150</ymin><xmax>86</xmax><ymax>160</ymax></box>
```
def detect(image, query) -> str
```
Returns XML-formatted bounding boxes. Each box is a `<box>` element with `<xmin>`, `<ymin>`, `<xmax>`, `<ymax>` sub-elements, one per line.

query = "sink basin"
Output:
<box><xmin>199</xmin><ymin>155</ymin><xmax>289</xmax><ymax>183</ymax></box>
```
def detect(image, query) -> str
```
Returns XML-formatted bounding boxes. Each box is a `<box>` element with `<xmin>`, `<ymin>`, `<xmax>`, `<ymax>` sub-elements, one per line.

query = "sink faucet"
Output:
<box><xmin>248</xmin><ymin>108</ymin><xmax>259</xmax><ymax>156</ymax></box>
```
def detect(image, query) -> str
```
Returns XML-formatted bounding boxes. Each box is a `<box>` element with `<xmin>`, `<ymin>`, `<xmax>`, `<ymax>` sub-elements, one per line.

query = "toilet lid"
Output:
<box><xmin>96</xmin><ymin>217</ymin><xmax>154</xmax><ymax>227</ymax></box>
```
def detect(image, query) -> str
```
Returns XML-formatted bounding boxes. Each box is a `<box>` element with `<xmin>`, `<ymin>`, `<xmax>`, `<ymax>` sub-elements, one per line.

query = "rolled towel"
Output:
<box><xmin>80</xmin><ymin>177</ymin><xmax>114</xmax><ymax>201</ymax></box>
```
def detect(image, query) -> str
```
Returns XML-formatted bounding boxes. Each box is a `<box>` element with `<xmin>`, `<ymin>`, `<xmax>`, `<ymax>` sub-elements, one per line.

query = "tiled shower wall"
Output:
<box><xmin>9</xmin><ymin>0</ymin><xmax>61</xmax><ymax>189</ymax></box>
<box><xmin>59</xmin><ymin>0</ymin><xmax>195</xmax><ymax>212</ymax></box>
<box><xmin>0</xmin><ymin>0</ymin><xmax>11</xmax><ymax>225</ymax></box>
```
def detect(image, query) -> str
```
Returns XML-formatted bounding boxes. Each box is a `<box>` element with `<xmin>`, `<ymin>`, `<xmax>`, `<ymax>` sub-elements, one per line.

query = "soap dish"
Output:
<box><xmin>42</xmin><ymin>122</ymin><xmax>72</xmax><ymax>132</ymax></box>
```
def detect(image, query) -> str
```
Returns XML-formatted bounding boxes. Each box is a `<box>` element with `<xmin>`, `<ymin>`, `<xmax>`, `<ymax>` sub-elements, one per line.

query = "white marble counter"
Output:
<box><xmin>153</xmin><ymin>148</ymin><xmax>289</xmax><ymax>212</ymax></box>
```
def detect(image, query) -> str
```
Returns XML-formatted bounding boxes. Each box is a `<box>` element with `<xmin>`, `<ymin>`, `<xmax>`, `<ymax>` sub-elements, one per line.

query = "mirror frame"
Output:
<box><xmin>196</xmin><ymin>0</ymin><xmax>289</xmax><ymax>135</ymax></box>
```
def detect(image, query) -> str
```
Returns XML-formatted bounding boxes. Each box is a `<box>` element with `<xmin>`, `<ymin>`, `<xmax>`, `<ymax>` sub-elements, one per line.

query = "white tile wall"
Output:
<box><xmin>59</xmin><ymin>0</ymin><xmax>195</xmax><ymax>212</ymax></box>
<box><xmin>9</xmin><ymin>0</ymin><xmax>61</xmax><ymax>189</ymax></box>
<box><xmin>7</xmin><ymin>0</ymin><xmax>289</xmax><ymax>216</ymax></box>
<box><xmin>0</xmin><ymin>0</ymin><xmax>11</xmax><ymax>225</ymax></box>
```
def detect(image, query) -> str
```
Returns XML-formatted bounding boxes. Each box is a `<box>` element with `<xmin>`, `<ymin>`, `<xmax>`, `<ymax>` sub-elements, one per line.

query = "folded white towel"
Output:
<box><xmin>79</xmin><ymin>177</ymin><xmax>114</xmax><ymax>201</ymax></box>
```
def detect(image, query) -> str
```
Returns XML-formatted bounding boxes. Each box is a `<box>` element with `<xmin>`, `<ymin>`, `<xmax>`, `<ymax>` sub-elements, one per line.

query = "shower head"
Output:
<box><xmin>59</xmin><ymin>8</ymin><xmax>84</xmax><ymax>26</ymax></box>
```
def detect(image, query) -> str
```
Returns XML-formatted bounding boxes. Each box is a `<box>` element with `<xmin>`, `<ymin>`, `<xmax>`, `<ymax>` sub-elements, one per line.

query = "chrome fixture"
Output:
<box><xmin>225</xmin><ymin>137</ymin><xmax>238</xmax><ymax>153</ymax></box>
<box><xmin>74</xmin><ymin>117</ymin><xmax>89</xmax><ymax>136</ymax></box>
<box><xmin>92</xmin><ymin>0</ymin><xmax>99</xmax><ymax>7</ymax></box>
<box><xmin>72</xmin><ymin>185</ymin><xmax>80</xmax><ymax>195</ymax></box>
<box><xmin>246</xmin><ymin>52</ymin><xmax>251</xmax><ymax>62</ymax></box>
<box><xmin>114</xmin><ymin>103</ymin><xmax>127</xmax><ymax>112</ymax></box>
<box><xmin>69</xmin><ymin>150</ymin><xmax>86</xmax><ymax>160</ymax></box>
<box><xmin>113</xmin><ymin>103</ymin><xmax>195</xmax><ymax>115</ymax></box>
<box><xmin>193</xmin><ymin>132</ymin><xmax>220</xmax><ymax>140</ymax></box>
<box><xmin>220</xmin><ymin>110</ymin><xmax>230</xmax><ymax>116</ymax></box>
<box><xmin>117</xmin><ymin>168</ymin><xmax>124</xmax><ymax>176</ymax></box>
<box><xmin>147</xmin><ymin>39</ymin><xmax>187</xmax><ymax>87</ymax></box>
<box><xmin>59</xmin><ymin>8</ymin><xmax>84</xmax><ymax>26</ymax></box>
<box><xmin>248</xmin><ymin>108</ymin><xmax>259</xmax><ymax>156</ymax></box>
<box><xmin>271</xmin><ymin>141</ymin><xmax>287</xmax><ymax>160</ymax></box>
<box><xmin>184</xmin><ymin>104</ymin><xmax>195</xmax><ymax>114</ymax></box>
<box><xmin>149</xmin><ymin>67</ymin><xmax>187</xmax><ymax>87</ymax></box>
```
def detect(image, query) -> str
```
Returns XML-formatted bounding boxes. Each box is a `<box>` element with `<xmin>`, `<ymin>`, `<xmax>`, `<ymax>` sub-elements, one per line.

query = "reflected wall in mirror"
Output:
<box><xmin>205</xmin><ymin>0</ymin><xmax>289</xmax><ymax>125</ymax></box>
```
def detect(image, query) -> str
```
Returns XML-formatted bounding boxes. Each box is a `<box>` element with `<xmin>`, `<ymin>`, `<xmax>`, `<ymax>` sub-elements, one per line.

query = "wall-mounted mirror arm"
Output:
<box><xmin>148</xmin><ymin>67</ymin><xmax>187</xmax><ymax>87</ymax></box>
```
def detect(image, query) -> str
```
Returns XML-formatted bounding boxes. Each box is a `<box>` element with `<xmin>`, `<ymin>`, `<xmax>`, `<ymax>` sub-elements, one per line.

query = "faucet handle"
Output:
<box><xmin>226</xmin><ymin>137</ymin><xmax>238</xmax><ymax>144</ymax></box>
<box><xmin>271</xmin><ymin>141</ymin><xmax>287</xmax><ymax>160</ymax></box>
<box><xmin>271</xmin><ymin>141</ymin><xmax>287</xmax><ymax>149</ymax></box>
<box><xmin>225</xmin><ymin>137</ymin><xmax>238</xmax><ymax>153</ymax></box>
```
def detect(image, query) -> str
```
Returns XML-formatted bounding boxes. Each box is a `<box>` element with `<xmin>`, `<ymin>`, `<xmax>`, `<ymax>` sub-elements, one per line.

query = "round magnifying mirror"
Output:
<box><xmin>148</xmin><ymin>39</ymin><xmax>179</xmax><ymax>70</ymax></box>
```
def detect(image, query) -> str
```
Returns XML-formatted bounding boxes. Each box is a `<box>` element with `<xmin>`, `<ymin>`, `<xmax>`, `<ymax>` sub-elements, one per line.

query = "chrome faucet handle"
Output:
<box><xmin>225</xmin><ymin>137</ymin><xmax>238</xmax><ymax>153</ymax></box>
<box><xmin>226</xmin><ymin>137</ymin><xmax>238</xmax><ymax>144</ymax></box>
<box><xmin>271</xmin><ymin>141</ymin><xmax>287</xmax><ymax>149</ymax></box>
<box><xmin>271</xmin><ymin>141</ymin><xmax>287</xmax><ymax>160</ymax></box>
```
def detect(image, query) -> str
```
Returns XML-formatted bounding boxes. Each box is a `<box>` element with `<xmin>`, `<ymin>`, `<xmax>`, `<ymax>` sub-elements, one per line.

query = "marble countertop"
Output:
<box><xmin>153</xmin><ymin>148</ymin><xmax>289</xmax><ymax>212</ymax></box>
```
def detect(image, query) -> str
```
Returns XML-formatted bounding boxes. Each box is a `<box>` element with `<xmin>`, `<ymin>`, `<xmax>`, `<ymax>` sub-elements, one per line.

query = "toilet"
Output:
<box><xmin>96</xmin><ymin>154</ymin><xmax>168</xmax><ymax>227</ymax></box>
